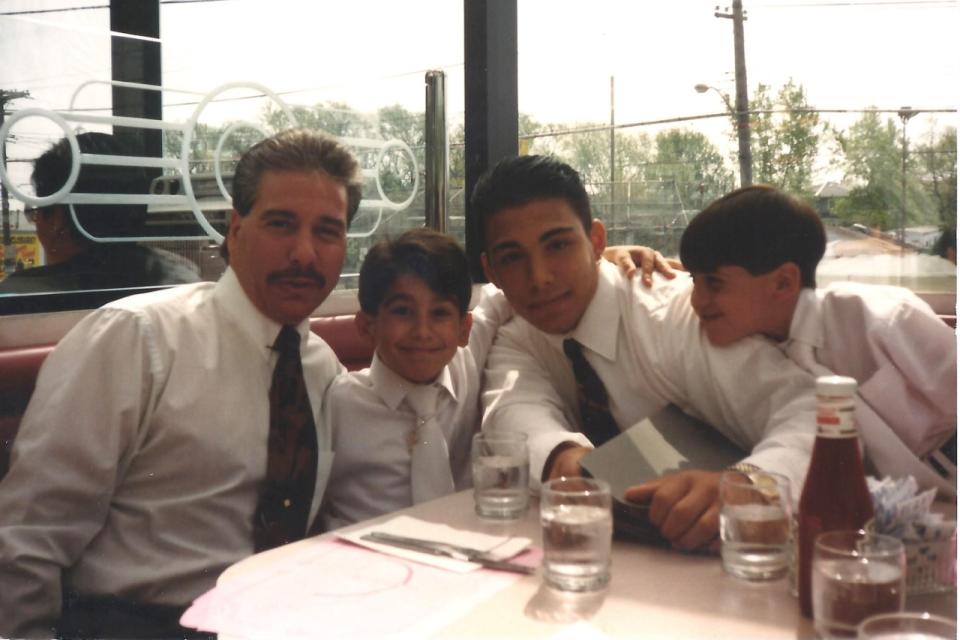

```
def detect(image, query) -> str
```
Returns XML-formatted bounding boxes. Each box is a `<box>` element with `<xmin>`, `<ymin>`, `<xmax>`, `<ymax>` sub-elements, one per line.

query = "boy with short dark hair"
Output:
<box><xmin>680</xmin><ymin>184</ymin><xmax>956</xmax><ymax>497</ymax></box>
<box><xmin>319</xmin><ymin>228</ymin><xmax>511</xmax><ymax>529</ymax></box>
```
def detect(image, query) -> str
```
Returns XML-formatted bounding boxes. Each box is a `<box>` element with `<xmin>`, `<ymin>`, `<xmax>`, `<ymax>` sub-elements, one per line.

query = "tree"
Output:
<box><xmin>163</xmin><ymin>121</ymin><xmax>258</xmax><ymax>174</ymax></box>
<box><xmin>748</xmin><ymin>79</ymin><xmax>821</xmax><ymax>194</ymax></box>
<box><xmin>915</xmin><ymin>126</ymin><xmax>957</xmax><ymax>230</ymax></box>
<box><xmin>831</xmin><ymin>110</ymin><xmax>901</xmax><ymax>229</ymax></box>
<box><xmin>649</xmin><ymin>128</ymin><xmax>733</xmax><ymax>210</ymax></box>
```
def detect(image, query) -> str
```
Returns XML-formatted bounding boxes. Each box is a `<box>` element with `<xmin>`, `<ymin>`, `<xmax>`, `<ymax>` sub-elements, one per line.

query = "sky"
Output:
<box><xmin>1</xmin><ymin>0</ymin><xmax>957</xmax><ymax>188</ymax></box>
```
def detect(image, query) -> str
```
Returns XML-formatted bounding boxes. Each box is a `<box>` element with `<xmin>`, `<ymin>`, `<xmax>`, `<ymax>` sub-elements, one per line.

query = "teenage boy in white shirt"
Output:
<box><xmin>475</xmin><ymin>155</ymin><xmax>819</xmax><ymax>552</ymax></box>
<box><xmin>677</xmin><ymin>184</ymin><xmax>956</xmax><ymax>498</ymax></box>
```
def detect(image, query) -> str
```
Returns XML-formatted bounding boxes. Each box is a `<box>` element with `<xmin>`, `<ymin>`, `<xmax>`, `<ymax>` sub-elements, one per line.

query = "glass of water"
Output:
<box><xmin>719</xmin><ymin>469</ymin><xmax>793</xmax><ymax>580</ymax></box>
<box><xmin>470</xmin><ymin>432</ymin><xmax>529</xmax><ymax>519</ymax></box>
<box><xmin>540</xmin><ymin>477</ymin><xmax>613</xmax><ymax>592</ymax></box>
<box><xmin>813</xmin><ymin>530</ymin><xmax>906</xmax><ymax>639</ymax></box>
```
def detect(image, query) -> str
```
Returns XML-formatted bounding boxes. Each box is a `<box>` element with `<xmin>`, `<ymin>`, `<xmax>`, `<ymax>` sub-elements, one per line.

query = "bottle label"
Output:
<box><xmin>816</xmin><ymin>400</ymin><xmax>857</xmax><ymax>438</ymax></box>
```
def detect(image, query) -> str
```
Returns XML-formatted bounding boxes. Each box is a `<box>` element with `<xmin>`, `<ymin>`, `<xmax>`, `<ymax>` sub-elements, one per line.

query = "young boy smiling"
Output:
<box><xmin>318</xmin><ymin>228</ymin><xmax>507</xmax><ymax>529</ymax></box>
<box><xmin>680</xmin><ymin>184</ymin><xmax>956</xmax><ymax>497</ymax></box>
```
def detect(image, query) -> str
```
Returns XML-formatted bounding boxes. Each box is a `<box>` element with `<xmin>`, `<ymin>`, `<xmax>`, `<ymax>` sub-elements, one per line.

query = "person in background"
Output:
<box><xmin>0</xmin><ymin>131</ymin><xmax>200</xmax><ymax>294</ymax></box>
<box><xmin>475</xmin><ymin>155</ymin><xmax>817</xmax><ymax>552</ymax></box>
<box><xmin>0</xmin><ymin>129</ymin><xmax>362</xmax><ymax>639</ymax></box>
<box><xmin>678</xmin><ymin>184</ymin><xmax>956</xmax><ymax>498</ymax></box>
<box><xmin>933</xmin><ymin>227</ymin><xmax>956</xmax><ymax>265</ymax></box>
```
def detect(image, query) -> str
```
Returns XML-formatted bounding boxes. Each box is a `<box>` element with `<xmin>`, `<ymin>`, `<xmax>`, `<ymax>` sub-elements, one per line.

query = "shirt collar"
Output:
<box><xmin>213</xmin><ymin>267</ymin><xmax>311</xmax><ymax>357</ymax></box>
<box><xmin>786</xmin><ymin>287</ymin><xmax>823</xmax><ymax>351</ymax></box>
<box><xmin>556</xmin><ymin>260</ymin><xmax>620</xmax><ymax>361</ymax></box>
<box><xmin>367</xmin><ymin>352</ymin><xmax>456</xmax><ymax>410</ymax></box>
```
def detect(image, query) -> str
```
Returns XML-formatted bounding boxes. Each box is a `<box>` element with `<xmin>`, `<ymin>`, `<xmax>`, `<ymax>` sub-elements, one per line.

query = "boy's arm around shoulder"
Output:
<box><xmin>0</xmin><ymin>307</ymin><xmax>157</xmax><ymax>639</ymax></box>
<box><xmin>466</xmin><ymin>283</ymin><xmax>513</xmax><ymax>368</ymax></box>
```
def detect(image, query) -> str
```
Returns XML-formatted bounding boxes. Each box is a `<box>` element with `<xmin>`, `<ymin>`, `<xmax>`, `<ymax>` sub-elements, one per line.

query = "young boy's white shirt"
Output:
<box><xmin>783</xmin><ymin>282</ymin><xmax>957</xmax><ymax>497</ymax></box>
<box><xmin>320</xmin><ymin>284</ymin><xmax>511</xmax><ymax>530</ymax></box>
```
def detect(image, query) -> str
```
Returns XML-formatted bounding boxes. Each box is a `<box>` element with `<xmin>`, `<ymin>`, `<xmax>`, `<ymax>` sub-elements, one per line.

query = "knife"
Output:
<box><xmin>360</xmin><ymin>532</ymin><xmax>536</xmax><ymax>575</ymax></box>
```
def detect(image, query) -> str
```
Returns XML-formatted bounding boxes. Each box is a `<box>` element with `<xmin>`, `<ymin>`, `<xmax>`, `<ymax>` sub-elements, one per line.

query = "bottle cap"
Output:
<box><xmin>815</xmin><ymin>375</ymin><xmax>858</xmax><ymax>395</ymax></box>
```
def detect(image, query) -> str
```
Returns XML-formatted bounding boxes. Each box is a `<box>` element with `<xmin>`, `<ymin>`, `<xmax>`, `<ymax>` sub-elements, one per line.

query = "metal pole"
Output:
<box><xmin>1</xmin><ymin>110</ymin><xmax>11</xmax><ymax>277</ymax></box>
<box><xmin>716</xmin><ymin>2</ymin><xmax>752</xmax><ymax>187</ymax></box>
<box><xmin>424</xmin><ymin>70</ymin><xmax>448</xmax><ymax>233</ymax></box>
<box><xmin>0</xmin><ymin>90</ymin><xmax>31</xmax><ymax>276</ymax></box>
<box><xmin>609</xmin><ymin>75</ymin><xmax>615</xmax><ymax>221</ymax></box>
<box><xmin>897</xmin><ymin>107</ymin><xmax>917</xmax><ymax>248</ymax></box>
<box><xmin>731</xmin><ymin>0</ymin><xmax>752</xmax><ymax>187</ymax></box>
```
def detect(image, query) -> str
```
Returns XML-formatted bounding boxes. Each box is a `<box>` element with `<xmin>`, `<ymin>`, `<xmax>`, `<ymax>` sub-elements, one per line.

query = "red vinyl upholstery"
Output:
<box><xmin>0</xmin><ymin>314</ymin><xmax>372</xmax><ymax>481</ymax></box>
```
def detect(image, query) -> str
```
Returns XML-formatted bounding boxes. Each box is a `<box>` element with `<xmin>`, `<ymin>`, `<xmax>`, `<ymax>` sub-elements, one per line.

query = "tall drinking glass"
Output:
<box><xmin>812</xmin><ymin>530</ymin><xmax>906</xmax><ymax>639</ymax></box>
<box><xmin>540</xmin><ymin>477</ymin><xmax>613</xmax><ymax>592</ymax></box>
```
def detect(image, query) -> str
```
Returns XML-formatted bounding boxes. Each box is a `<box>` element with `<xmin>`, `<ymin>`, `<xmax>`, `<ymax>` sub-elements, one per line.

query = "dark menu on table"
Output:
<box><xmin>579</xmin><ymin>404</ymin><xmax>745</xmax><ymax>546</ymax></box>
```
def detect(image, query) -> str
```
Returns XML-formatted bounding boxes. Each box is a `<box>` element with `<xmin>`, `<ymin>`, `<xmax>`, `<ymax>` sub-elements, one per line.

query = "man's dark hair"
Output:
<box><xmin>680</xmin><ymin>184</ymin><xmax>826</xmax><ymax>288</ymax></box>
<box><xmin>358</xmin><ymin>228</ymin><xmax>472</xmax><ymax>316</ymax></box>
<box><xmin>32</xmin><ymin>132</ymin><xmax>150</xmax><ymax>243</ymax></box>
<box><xmin>470</xmin><ymin>155</ymin><xmax>592</xmax><ymax>252</ymax></box>
<box><xmin>223</xmin><ymin>128</ymin><xmax>363</xmax><ymax>262</ymax></box>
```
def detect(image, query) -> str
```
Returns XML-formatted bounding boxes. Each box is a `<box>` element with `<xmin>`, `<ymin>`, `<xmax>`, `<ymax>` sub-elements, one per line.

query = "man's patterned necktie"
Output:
<box><xmin>563</xmin><ymin>338</ymin><xmax>621</xmax><ymax>446</ymax></box>
<box><xmin>253</xmin><ymin>325</ymin><xmax>318</xmax><ymax>552</ymax></box>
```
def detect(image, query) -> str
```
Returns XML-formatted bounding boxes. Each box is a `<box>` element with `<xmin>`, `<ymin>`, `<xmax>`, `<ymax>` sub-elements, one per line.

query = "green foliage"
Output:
<box><xmin>915</xmin><ymin>126</ymin><xmax>957</xmax><ymax>229</ymax></box>
<box><xmin>831</xmin><ymin>110</ymin><xmax>901</xmax><ymax>229</ymax></box>
<box><xmin>748</xmin><ymin>79</ymin><xmax>822</xmax><ymax>195</ymax></box>
<box><xmin>649</xmin><ymin>129</ymin><xmax>733</xmax><ymax>210</ymax></box>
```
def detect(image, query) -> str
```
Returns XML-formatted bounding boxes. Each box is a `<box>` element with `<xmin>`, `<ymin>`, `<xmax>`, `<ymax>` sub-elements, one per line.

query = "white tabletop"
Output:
<box><xmin>219</xmin><ymin>490</ymin><xmax>956</xmax><ymax>639</ymax></box>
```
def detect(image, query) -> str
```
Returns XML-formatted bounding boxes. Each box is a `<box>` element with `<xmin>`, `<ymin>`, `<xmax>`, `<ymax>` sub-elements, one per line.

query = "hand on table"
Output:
<box><xmin>623</xmin><ymin>470</ymin><xmax>723</xmax><ymax>553</ymax></box>
<box><xmin>602</xmin><ymin>245</ymin><xmax>684</xmax><ymax>287</ymax></box>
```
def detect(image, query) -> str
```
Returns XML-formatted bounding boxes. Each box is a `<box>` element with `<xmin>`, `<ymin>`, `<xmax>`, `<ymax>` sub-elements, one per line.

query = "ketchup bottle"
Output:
<box><xmin>797</xmin><ymin>375</ymin><xmax>874</xmax><ymax>618</ymax></box>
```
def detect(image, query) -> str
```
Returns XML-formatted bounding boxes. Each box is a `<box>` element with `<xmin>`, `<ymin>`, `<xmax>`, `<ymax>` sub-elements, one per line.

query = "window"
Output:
<box><xmin>0</xmin><ymin>0</ymin><xmax>464</xmax><ymax>312</ymax></box>
<box><xmin>517</xmin><ymin>0</ymin><xmax>957</xmax><ymax>308</ymax></box>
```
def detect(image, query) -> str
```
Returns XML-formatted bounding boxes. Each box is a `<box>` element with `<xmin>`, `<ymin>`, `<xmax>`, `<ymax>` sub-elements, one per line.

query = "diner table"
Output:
<box><xmin>208</xmin><ymin>490</ymin><xmax>956</xmax><ymax>639</ymax></box>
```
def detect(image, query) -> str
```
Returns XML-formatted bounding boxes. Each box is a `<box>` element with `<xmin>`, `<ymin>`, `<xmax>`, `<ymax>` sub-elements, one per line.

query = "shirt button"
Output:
<box><xmin>283</xmin><ymin>498</ymin><xmax>291</xmax><ymax>508</ymax></box>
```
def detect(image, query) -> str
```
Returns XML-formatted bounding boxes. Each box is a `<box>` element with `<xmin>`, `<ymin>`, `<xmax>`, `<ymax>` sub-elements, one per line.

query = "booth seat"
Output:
<box><xmin>0</xmin><ymin>314</ymin><xmax>373</xmax><ymax>481</ymax></box>
<box><xmin>0</xmin><ymin>313</ymin><xmax>955</xmax><ymax>482</ymax></box>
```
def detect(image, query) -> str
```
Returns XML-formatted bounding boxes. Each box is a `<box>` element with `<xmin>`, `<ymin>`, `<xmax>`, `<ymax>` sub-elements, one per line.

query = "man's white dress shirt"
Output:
<box><xmin>784</xmin><ymin>283</ymin><xmax>956</xmax><ymax>497</ymax></box>
<box><xmin>482</xmin><ymin>262</ymin><xmax>817</xmax><ymax>495</ymax></box>
<box><xmin>0</xmin><ymin>268</ymin><xmax>342</xmax><ymax>639</ymax></box>
<box><xmin>320</xmin><ymin>285</ymin><xmax>510</xmax><ymax>530</ymax></box>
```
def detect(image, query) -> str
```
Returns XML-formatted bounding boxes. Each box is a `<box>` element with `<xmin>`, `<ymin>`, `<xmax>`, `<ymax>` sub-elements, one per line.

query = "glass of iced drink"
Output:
<box><xmin>470</xmin><ymin>432</ymin><xmax>529</xmax><ymax>519</ymax></box>
<box><xmin>813</xmin><ymin>530</ymin><xmax>906</xmax><ymax>639</ymax></box>
<box><xmin>540</xmin><ymin>477</ymin><xmax>613</xmax><ymax>592</ymax></box>
<box><xmin>719</xmin><ymin>469</ymin><xmax>793</xmax><ymax>580</ymax></box>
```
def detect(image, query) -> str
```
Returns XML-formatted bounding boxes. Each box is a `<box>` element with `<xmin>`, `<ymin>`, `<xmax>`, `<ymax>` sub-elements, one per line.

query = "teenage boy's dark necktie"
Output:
<box><xmin>253</xmin><ymin>325</ymin><xmax>318</xmax><ymax>552</ymax></box>
<box><xmin>562</xmin><ymin>338</ymin><xmax>621</xmax><ymax>446</ymax></box>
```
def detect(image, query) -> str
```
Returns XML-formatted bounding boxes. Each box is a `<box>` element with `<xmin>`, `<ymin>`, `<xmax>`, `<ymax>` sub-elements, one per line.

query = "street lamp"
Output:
<box><xmin>695</xmin><ymin>83</ymin><xmax>752</xmax><ymax>188</ymax></box>
<box><xmin>897</xmin><ymin>106</ymin><xmax>918</xmax><ymax>249</ymax></box>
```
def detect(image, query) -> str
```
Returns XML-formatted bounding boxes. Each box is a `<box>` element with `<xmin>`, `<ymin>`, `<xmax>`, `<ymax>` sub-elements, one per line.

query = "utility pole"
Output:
<box><xmin>609</xmin><ymin>75</ymin><xmax>615</xmax><ymax>222</ymax></box>
<box><xmin>897</xmin><ymin>107</ymin><xmax>918</xmax><ymax>249</ymax></box>
<box><xmin>0</xmin><ymin>89</ymin><xmax>31</xmax><ymax>278</ymax></box>
<box><xmin>715</xmin><ymin>1</ymin><xmax>753</xmax><ymax>187</ymax></box>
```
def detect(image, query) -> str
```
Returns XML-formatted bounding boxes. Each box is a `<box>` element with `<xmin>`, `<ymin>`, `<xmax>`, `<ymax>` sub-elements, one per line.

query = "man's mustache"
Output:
<box><xmin>266</xmin><ymin>268</ymin><xmax>326</xmax><ymax>289</ymax></box>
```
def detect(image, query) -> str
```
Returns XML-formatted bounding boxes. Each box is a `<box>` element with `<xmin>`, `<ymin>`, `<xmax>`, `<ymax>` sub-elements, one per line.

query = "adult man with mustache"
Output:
<box><xmin>0</xmin><ymin>129</ymin><xmax>362</xmax><ymax>639</ymax></box>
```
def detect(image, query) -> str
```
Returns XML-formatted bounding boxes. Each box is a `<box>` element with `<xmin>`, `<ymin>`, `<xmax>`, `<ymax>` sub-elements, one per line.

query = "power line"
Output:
<box><xmin>0</xmin><ymin>0</ymin><xmax>234</xmax><ymax>16</ymax></box>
